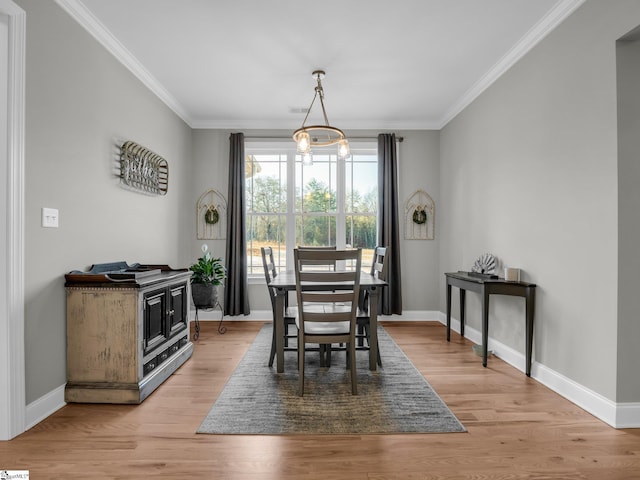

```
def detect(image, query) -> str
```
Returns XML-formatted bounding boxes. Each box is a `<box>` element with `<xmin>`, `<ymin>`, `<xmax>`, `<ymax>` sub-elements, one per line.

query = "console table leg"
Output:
<box><xmin>446</xmin><ymin>283</ymin><xmax>452</xmax><ymax>341</ymax></box>
<box><xmin>482</xmin><ymin>289</ymin><xmax>489</xmax><ymax>368</ymax></box>
<box><xmin>460</xmin><ymin>289</ymin><xmax>466</xmax><ymax>337</ymax></box>
<box><xmin>525</xmin><ymin>287</ymin><xmax>535</xmax><ymax>376</ymax></box>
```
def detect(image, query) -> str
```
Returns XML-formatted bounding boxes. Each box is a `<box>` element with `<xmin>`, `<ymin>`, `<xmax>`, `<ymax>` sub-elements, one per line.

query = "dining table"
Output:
<box><xmin>268</xmin><ymin>270</ymin><xmax>388</xmax><ymax>373</ymax></box>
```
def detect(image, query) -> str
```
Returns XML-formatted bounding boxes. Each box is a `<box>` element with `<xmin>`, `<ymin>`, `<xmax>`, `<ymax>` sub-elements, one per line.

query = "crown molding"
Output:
<box><xmin>54</xmin><ymin>0</ymin><xmax>193</xmax><ymax>127</ymax></box>
<box><xmin>438</xmin><ymin>0</ymin><xmax>587</xmax><ymax>129</ymax></box>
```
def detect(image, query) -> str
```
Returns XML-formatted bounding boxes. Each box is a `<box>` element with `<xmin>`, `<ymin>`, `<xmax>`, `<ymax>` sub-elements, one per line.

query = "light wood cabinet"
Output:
<box><xmin>65</xmin><ymin>264</ymin><xmax>193</xmax><ymax>404</ymax></box>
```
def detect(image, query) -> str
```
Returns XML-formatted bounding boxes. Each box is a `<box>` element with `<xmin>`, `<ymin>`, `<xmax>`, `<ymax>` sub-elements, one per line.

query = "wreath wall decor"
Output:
<box><xmin>197</xmin><ymin>189</ymin><xmax>227</xmax><ymax>240</ymax></box>
<box><xmin>405</xmin><ymin>190</ymin><xmax>435</xmax><ymax>240</ymax></box>
<box><xmin>204</xmin><ymin>206</ymin><xmax>220</xmax><ymax>225</ymax></box>
<box><xmin>412</xmin><ymin>207</ymin><xmax>427</xmax><ymax>225</ymax></box>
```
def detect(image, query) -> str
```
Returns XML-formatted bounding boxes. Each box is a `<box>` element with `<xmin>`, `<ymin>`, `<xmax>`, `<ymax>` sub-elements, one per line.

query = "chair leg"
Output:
<box><xmin>284</xmin><ymin>322</ymin><xmax>288</xmax><ymax>347</ymax></box>
<box><xmin>345</xmin><ymin>345</ymin><xmax>350</xmax><ymax>369</ymax></box>
<box><xmin>326</xmin><ymin>344</ymin><xmax>332</xmax><ymax>367</ymax></box>
<box><xmin>349</xmin><ymin>342</ymin><xmax>357</xmax><ymax>395</ymax></box>
<box><xmin>298</xmin><ymin>334</ymin><xmax>305</xmax><ymax>396</ymax></box>
<box><xmin>268</xmin><ymin>322</ymin><xmax>277</xmax><ymax>367</ymax></box>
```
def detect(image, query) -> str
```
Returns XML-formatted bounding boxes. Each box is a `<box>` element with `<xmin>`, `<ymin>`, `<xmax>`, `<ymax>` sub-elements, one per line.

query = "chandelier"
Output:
<box><xmin>293</xmin><ymin>70</ymin><xmax>350</xmax><ymax>165</ymax></box>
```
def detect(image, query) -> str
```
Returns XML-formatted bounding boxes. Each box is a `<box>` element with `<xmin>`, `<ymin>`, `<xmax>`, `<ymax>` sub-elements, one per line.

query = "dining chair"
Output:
<box><xmin>294</xmin><ymin>247</ymin><xmax>362</xmax><ymax>396</ymax></box>
<box><xmin>297</xmin><ymin>246</ymin><xmax>339</xmax><ymax>364</ymax></box>
<box><xmin>356</xmin><ymin>246</ymin><xmax>388</xmax><ymax>367</ymax></box>
<box><xmin>261</xmin><ymin>247</ymin><xmax>297</xmax><ymax>367</ymax></box>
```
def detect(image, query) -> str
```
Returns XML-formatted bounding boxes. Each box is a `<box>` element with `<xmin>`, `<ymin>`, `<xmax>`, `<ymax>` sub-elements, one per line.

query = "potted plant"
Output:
<box><xmin>189</xmin><ymin>244</ymin><xmax>226</xmax><ymax>308</ymax></box>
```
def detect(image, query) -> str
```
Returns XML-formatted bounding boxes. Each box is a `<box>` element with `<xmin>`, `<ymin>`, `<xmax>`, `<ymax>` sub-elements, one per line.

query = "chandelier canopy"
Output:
<box><xmin>293</xmin><ymin>70</ymin><xmax>350</xmax><ymax>164</ymax></box>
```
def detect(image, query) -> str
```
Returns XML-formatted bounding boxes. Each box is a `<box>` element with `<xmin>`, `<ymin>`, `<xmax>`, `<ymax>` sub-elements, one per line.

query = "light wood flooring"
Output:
<box><xmin>2</xmin><ymin>321</ymin><xmax>640</xmax><ymax>479</ymax></box>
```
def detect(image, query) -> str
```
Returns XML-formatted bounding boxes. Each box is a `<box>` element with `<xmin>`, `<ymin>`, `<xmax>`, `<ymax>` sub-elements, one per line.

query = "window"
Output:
<box><xmin>245</xmin><ymin>141</ymin><xmax>378</xmax><ymax>275</ymax></box>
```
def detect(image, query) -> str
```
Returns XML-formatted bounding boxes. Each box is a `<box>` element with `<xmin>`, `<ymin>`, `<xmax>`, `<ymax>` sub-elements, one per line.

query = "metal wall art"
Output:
<box><xmin>119</xmin><ymin>140</ymin><xmax>169</xmax><ymax>195</ymax></box>
<box><xmin>197</xmin><ymin>189</ymin><xmax>227</xmax><ymax>240</ymax></box>
<box><xmin>404</xmin><ymin>189</ymin><xmax>435</xmax><ymax>240</ymax></box>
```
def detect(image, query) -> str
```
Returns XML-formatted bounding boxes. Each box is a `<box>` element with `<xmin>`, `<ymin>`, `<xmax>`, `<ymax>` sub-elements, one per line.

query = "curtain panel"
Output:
<box><xmin>224</xmin><ymin>133</ymin><xmax>250</xmax><ymax>315</ymax></box>
<box><xmin>378</xmin><ymin>133</ymin><xmax>403</xmax><ymax>315</ymax></box>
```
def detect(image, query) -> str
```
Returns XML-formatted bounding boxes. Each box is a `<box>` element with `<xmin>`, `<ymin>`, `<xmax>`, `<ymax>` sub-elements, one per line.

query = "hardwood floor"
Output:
<box><xmin>2</xmin><ymin>321</ymin><xmax>640</xmax><ymax>479</ymax></box>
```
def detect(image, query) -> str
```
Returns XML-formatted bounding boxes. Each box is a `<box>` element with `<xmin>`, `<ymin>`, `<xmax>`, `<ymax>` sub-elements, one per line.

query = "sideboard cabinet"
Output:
<box><xmin>65</xmin><ymin>263</ymin><xmax>193</xmax><ymax>404</ymax></box>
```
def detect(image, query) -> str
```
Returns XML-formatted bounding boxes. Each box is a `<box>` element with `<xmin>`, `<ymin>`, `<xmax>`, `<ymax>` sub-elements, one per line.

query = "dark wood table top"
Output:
<box><xmin>446</xmin><ymin>271</ymin><xmax>536</xmax><ymax>287</ymax></box>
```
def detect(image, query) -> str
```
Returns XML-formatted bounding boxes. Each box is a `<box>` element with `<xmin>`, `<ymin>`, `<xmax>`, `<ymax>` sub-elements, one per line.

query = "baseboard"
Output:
<box><xmin>25</xmin><ymin>384</ymin><xmax>66</xmax><ymax>431</ymax></box>
<box><xmin>615</xmin><ymin>403</ymin><xmax>640</xmax><ymax>428</ymax></box>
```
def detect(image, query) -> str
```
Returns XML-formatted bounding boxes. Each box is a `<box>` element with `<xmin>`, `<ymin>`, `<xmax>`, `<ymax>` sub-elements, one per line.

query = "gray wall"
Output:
<box><xmin>20</xmin><ymin>0</ymin><xmax>193</xmax><ymax>403</ymax></box>
<box><xmin>616</xmin><ymin>29</ymin><xmax>640</xmax><ymax>402</ymax></box>
<box><xmin>190</xmin><ymin>129</ymin><xmax>441</xmax><ymax>315</ymax></box>
<box><xmin>440</xmin><ymin>0</ymin><xmax>640</xmax><ymax>401</ymax></box>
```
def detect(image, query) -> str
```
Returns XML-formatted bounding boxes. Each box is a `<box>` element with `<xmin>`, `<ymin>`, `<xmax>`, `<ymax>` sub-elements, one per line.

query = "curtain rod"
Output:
<box><xmin>244</xmin><ymin>135</ymin><xmax>403</xmax><ymax>142</ymax></box>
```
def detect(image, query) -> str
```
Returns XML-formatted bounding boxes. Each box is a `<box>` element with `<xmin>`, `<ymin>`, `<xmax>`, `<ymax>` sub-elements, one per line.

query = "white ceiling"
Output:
<box><xmin>59</xmin><ymin>0</ymin><xmax>584</xmax><ymax>130</ymax></box>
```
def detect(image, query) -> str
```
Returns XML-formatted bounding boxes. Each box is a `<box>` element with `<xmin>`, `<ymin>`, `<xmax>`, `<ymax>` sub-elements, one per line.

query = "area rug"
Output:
<box><xmin>197</xmin><ymin>324</ymin><xmax>466</xmax><ymax>435</ymax></box>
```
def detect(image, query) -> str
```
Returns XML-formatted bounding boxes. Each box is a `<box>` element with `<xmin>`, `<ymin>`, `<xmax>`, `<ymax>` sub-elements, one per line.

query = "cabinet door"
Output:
<box><xmin>143</xmin><ymin>287</ymin><xmax>168</xmax><ymax>355</ymax></box>
<box><xmin>168</xmin><ymin>282</ymin><xmax>188</xmax><ymax>336</ymax></box>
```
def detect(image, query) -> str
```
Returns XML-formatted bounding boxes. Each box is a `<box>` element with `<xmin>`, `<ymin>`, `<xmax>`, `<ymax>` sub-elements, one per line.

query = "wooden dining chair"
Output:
<box><xmin>296</xmin><ymin>245</ymin><xmax>339</xmax><ymax>364</ymax></box>
<box><xmin>261</xmin><ymin>247</ymin><xmax>297</xmax><ymax>367</ymax></box>
<box><xmin>294</xmin><ymin>247</ymin><xmax>362</xmax><ymax>396</ymax></box>
<box><xmin>356</xmin><ymin>246</ymin><xmax>388</xmax><ymax>367</ymax></box>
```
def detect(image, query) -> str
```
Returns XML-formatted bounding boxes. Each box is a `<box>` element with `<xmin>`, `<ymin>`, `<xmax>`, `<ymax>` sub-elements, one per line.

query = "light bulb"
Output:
<box><xmin>297</xmin><ymin>131</ymin><xmax>311</xmax><ymax>154</ymax></box>
<box><xmin>338</xmin><ymin>139</ymin><xmax>350</xmax><ymax>159</ymax></box>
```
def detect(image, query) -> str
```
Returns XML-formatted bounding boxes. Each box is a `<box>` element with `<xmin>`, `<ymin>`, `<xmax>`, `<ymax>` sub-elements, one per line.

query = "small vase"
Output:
<box><xmin>191</xmin><ymin>283</ymin><xmax>218</xmax><ymax>309</ymax></box>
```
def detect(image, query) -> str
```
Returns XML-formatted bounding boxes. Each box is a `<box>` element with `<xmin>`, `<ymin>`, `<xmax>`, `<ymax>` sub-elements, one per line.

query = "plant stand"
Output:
<box><xmin>191</xmin><ymin>284</ymin><xmax>225</xmax><ymax>338</ymax></box>
<box><xmin>193</xmin><ymin>300</ymin><xmax>225</xmax><ymax>338</ymax></box>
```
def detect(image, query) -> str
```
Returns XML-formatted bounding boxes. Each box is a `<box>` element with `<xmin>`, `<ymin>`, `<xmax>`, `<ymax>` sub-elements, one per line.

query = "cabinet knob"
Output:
<box><xmin>168</xmin><ymin>309</ymin><xmax>175</xmax><ymax>316</ymax></box>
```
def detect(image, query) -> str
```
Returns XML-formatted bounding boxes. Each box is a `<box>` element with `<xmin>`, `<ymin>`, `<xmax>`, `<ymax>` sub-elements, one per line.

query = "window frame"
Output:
<box><xmin>245</xmin><ymin>139</ymin><xmax>378</xmax><ymax>278</ymax></box>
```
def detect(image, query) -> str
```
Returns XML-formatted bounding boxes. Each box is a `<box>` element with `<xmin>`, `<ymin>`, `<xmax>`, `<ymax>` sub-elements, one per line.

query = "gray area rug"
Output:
<box><xmin>197</xmin><ymin>324</ymin><xmax>466</xmax><ymax>435</ymax></box>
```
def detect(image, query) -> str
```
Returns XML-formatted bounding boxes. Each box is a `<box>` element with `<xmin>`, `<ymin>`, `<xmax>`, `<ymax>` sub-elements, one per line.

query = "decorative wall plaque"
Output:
<box><xmin>197</xmin><ymin>189</ymin><xmax>227</xmax><ymax>239</ymax></box>
<box><xmin>119</xmin><ymin>140</ymin><xmax>169</xmax><ymax>195</ymax></box>
<box><xmin>405</xmin><ymin>189</ymin><xmax>435</xmax><ymax>240</ymax></box>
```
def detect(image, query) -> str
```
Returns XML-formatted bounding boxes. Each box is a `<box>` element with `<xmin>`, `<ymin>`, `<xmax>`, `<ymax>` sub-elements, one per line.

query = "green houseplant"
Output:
<box><xmin>189</xmin><ymin>244</ymin><xmax>226</xmax><ymax>308</ymax></box>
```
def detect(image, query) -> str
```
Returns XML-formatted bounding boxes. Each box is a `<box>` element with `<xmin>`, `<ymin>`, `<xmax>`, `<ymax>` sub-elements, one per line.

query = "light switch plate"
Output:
<box><xmin>42</xmin><ymin>207</ymin><xmax>59</xmax><ymax>228</ymax></box>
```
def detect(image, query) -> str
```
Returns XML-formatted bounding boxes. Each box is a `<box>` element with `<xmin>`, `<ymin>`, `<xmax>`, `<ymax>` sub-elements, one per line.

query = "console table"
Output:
<box><xmin>445</xmin><ymin>271</ymin><xmax>536</xmax><ymax>376</ymax></box>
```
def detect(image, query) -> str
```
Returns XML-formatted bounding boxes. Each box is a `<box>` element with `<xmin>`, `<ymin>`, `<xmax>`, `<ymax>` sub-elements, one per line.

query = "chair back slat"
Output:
<box><xmin>300</xmin><ymin>291</ymin><xmax>355</xmax><ymax>304</ymax></box>
<box><xmin>297</xmin><ymin>245</ymin><xmax>337</xmax><ymax>270</ymax></box>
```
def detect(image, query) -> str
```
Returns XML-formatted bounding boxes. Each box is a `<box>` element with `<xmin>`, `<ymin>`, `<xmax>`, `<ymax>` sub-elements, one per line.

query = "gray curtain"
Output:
<box><xmin>224</xmin><ymin>133</ymin><xmax>250</xmax><ymax>315</ymax></box>
<box><xmin>378</xmin><ymin>133</ymin><xmax>402</xmax><ymax>315</ymax></box>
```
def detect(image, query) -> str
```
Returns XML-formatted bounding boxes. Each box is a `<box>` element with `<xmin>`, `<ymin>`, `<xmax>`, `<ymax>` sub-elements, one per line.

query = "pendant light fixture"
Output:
<box><xmin>293</xmin><ymin>70</ymin><xmax>350</xmax><ymax>165</ymax></box>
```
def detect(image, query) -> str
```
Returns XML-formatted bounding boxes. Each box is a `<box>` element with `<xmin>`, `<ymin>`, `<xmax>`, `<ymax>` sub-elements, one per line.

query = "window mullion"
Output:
<box><xmin>286</xmin><ymin>149</ymin><xmax>296</xmax><ymax>269</ymax></box>
<box><xmin>335</xmin><ymin>154</ymin><xmax>346</xmax><ymax>249</ymax></box>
